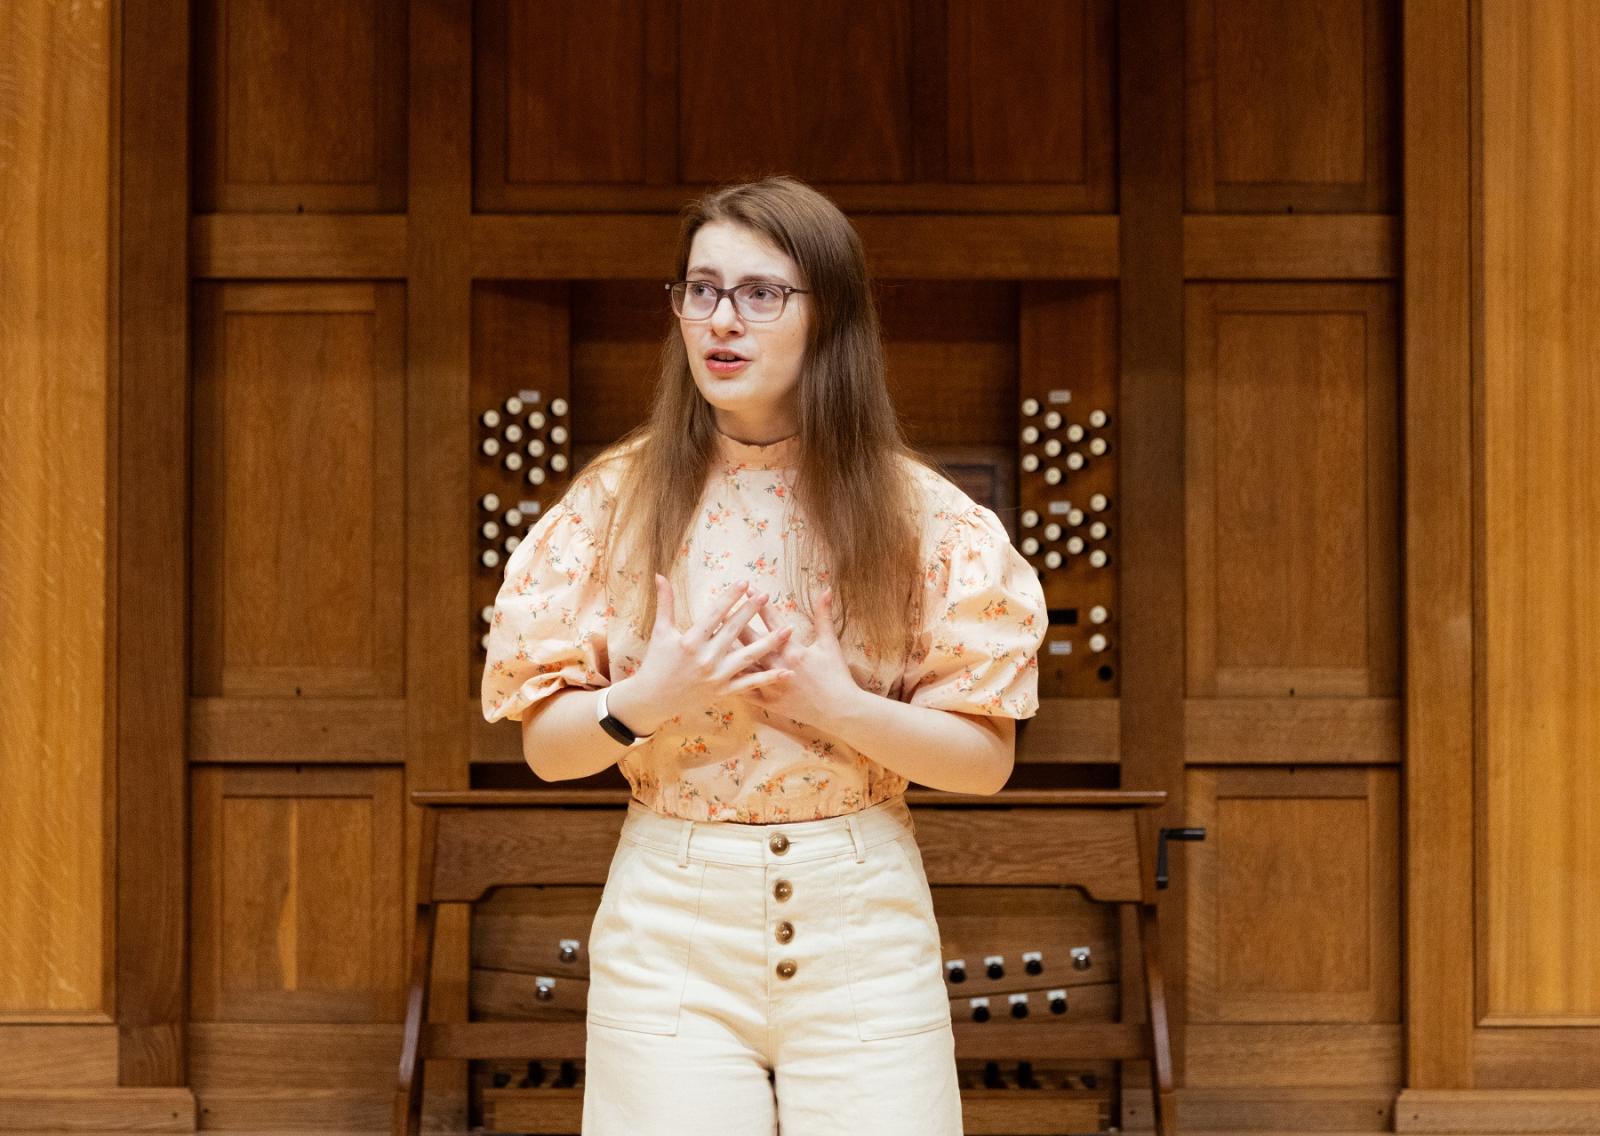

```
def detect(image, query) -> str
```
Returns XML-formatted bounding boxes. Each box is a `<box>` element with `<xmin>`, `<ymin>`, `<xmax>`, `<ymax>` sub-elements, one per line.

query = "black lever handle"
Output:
<box><xmin>1156</xmin><ymin>827</ymin><xmax>1207</xmax><ymax>889</ymax></box>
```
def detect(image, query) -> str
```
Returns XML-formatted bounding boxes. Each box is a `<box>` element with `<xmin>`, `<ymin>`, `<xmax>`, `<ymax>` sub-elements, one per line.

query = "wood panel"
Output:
<box><xmin>118</xmin><ymin>0</ymin><xmax>193</xmax><ymax>1091</ymax></box>
<box><xmin>1187</xmin><ymin>0</ymin><xmax>1397</xmax><ymax>212</ymax></box>
<box><xmin>190</xmin><ymin>766</ymin><xmax>404</xmax><ymax>1022</ymax></box>
<box><xmin>678</xmin><ymin>1</ymin><xmax>914</xmax><ymax>185</ymax></box>
<box><xmin>191</xmin><ymin>282</ymin><xmax>406</xmax><ymax>700</ymax></box>
<box><xmin>946</xmin><ymin>0</ymin><xmax>1116</xmax><ymax>205</ymax></box>
<box><xmin>0</xmin><ymin>0</ymin><xmax>112</xmax><ymax>1019</ymax></box>
<box><xmin>1182</xmin><ymin>1022</ymin><xmax>1401</xmax><ymax>1087</ymax></box>
<box><xmin>1400</xmin><ymin>0</ymin><xmax>1474</xmax><ymax>1091</ymax></box>
<box><xmin>1479</xmin><ymin>0</ymin><xmax>1600</xmax><ymax>1026</ymax></box>
<box><xmin>1186</xmin><ymin>283</ymin><xmax>1400</xmax><ymax>700</ymax></box>
<box><xmin>1117</xmin><ymin>0</ymin><xmax>1191</xmax><ymax>1083</ymax></box>
<box><xmin>1187</xmin><ymin>767</ymin><xmax>1399</xmax><ymax>1024</ymax></box>
<box><xmin>406</xmin><ymin>1</ymin><xmax>474</xmax><ymax>1125</ymax></box>
<box><xmin>193</xmin><ymin>0</ymin><xmax>407</xmax><ymax>212</ymax></box>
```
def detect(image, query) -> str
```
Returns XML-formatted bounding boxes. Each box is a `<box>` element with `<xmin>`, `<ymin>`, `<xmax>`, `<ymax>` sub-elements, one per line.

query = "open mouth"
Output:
<box><xmin>704</xmin><ymin>349</ymin><xmax>751</xmax><ymax>375</ymax></box>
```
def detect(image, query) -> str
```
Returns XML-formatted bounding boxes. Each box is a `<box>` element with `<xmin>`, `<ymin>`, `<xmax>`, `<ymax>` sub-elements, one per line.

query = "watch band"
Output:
<box><xmin>596</xmin><ymin>685</ymin><xmax>653</xmax><ymax>747</ymax></box>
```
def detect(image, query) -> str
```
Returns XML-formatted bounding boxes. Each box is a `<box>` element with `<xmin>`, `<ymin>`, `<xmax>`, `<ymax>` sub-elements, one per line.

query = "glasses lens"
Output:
<box><xmin>734</xmin><ymin>283</ymin><xmax>785</xmax><ymax>322</ymax></box>
<box><xmin>675</xmin><ymin>281</ymin><xmax>718</xmax><ymax>319</ymax></box>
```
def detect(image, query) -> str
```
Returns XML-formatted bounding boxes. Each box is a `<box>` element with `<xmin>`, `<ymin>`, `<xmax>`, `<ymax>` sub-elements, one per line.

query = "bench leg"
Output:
<box><xmin>1139</xmin><ymin>902</ymin><xmax>1177</xmax><ymax>1136</ymax></box>
<box><xmin>393</xmin><ymin>901</ymin><xmax>437</xmax><ymax>1136</ymax></box>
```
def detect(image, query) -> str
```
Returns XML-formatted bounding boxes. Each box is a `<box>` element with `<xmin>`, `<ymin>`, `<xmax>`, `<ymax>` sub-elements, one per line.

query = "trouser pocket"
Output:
<box><xmin>585</xmin><ymin>839</ymin><xmax>708</xmax><ymax>1035</ymax></box>
<box><xmin>841</xmin><ymin>833</ymin><xmax>952</xmax><ymax>1041</ymax></box>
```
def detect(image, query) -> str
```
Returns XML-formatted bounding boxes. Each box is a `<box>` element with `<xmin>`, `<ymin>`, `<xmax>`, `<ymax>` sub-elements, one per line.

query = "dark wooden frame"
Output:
<box><xmin>116</xmin><ymin>0</ymin><xmax>191</xmax><ymax>1088</ymax></box>
<box><xmin>394</xmin><ymin>789</ymin><xmax>1179</xmax><ymax>1136</ymax></box>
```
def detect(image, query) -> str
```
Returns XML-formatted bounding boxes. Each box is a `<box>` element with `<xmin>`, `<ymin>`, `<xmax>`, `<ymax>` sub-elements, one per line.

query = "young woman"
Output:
<box><xmin>482</xmin><ymin>175</ymin><xmax>1046</xmax><ymax>1136</ymax></box>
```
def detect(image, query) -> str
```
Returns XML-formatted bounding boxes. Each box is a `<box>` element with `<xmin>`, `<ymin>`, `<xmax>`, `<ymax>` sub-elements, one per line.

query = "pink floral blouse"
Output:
<box><xmin>482</xmin><ymin>429</ymin><xmax>1047</xmax><ymax>823</ymax></box>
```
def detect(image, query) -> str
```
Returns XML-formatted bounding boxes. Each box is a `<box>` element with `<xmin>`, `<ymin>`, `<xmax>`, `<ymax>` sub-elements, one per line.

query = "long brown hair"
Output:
<box><xmin>588</xmin><ymin>175</ymin><xmax>928</xmax><ymax>661</ymax></box>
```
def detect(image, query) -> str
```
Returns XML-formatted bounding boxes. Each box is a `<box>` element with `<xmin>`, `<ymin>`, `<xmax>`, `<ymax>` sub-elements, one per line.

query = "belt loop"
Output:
<box><xmin>846</xmin><ymin>812</ymin><xmax>866</xmax><ymax>863</ymax></box>
<box><xmin>677</xmin><ymin>819</ymin><xmax>693</xmax><ymax>868</ymax></box>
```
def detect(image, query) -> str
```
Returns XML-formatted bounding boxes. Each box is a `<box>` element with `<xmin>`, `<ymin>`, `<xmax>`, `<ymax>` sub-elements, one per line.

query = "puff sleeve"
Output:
<box><xmin>901</xmin><ymin>504</ymin><xmax>1047</xmax><ymax>718</ymax></box>
<box><xmin>480</xmin><ymin>491</ymin><xmax>613</xmax><ymax>723</ymax></box>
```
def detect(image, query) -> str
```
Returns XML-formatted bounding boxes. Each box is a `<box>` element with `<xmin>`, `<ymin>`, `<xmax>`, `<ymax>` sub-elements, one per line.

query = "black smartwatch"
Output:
<box><xmin>596</xmin><ymin>685</ymin><xmax>654</xmax><ymax>747</ymax></box>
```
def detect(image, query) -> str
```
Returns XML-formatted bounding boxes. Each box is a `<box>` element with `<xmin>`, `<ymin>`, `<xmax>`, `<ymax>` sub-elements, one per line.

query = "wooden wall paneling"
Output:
<box><xmin>190</xmin><ymin>213</ymin><xmax>409</xmax><ymax>279</ymax></box>
<box><xmin>1183</xmin><ymin>215</ymin><xmax>1399</xmax><ymax>280</ymax></box>
<box><xmin>469</xmin><ymin>283</ymin><xmax>574</xmax><ymax>716</ymax></box>
<box><xmin>190</xmin><ymin>766</ymin><xmax>404</xmax><ymax>1022</ymax></box>
<box><xmin>1186</xmin><ymin>767</ymin><xmax>1400</xmax><ymax>1027</ymax></box>
<box><xmin>475</xmin><ymin>0</ymin><xmax>645</xmax><ymax>207</ymax></box>
<box><xmin>406</xmin><ymin>0</ymin><xmax>473</xmax><ymax>1124</ymax></box>
<box><xmin>569</xmin><ymin>280</ymin><xmax>673</xmax><ymax>448</ymax></box>
<box><xmin>1187</xmin><ymin>0</ymin><xmax>1397</xmax><ymax>213</ymax></box>
<box><xmin>1400</xmin><ymin>0</ymin><xmax>1474</xmax><ymax>1091</ymax></box>
<box><xmin>946</xmin><ymin>0</ymin><xmax>1116</xmax><ymax>207</ymax></box>
<box><xmin>191</xmin><ymin>282</ymin><xmax>405</xmax><ymax>705</ymax></box>
<box><xmin>678</xmin><ymin>1</ymin><xmax>914</xmax><ymax>186</ymax></box>
<box><xmin>193</xmin><ymin>0</ymin><xmax>407</xmax><ymax>212</ymax></box>
<box><xmin>0</xmin><ymin>0</ymin><xmax>112</xmax><ymax>1023</ymax></box>
<box><xmin>1477</xmin><ymin>0</ymin><xmax>1600</xmax><ymax>1029</ymax></box>
<box><xmin>879</xmin><ymin>281</ymin><xmax>1019</xmax><ymax>447</ymax></box>
<box><xmin>472</xmin><ymin>213</ymin><xmax>1118</xmax><ymax>281</ymax></box>
<box><xmin>1117</xmin><ymin>0</ymin><xmax>1190</xmax><ymax>1088</ymax></box>
<box><xmin>1184</xmin><ymin>696</ymin><xmax>1401</xmax><ymax>764</ymax></box>
<box><xmin>118</xmin><ymin>0</ymin><xmax>191</xmax><ymax>1090</ymax></box>
<box><xmin>1186</xmin><ymin>283</ymin><xmax>1399</xmax><ymax>702</ymax></box>
<box><xmin>1018</xmin><ymin>284</ymin><xmax>1121</xmax><ymax>702</ymax></box>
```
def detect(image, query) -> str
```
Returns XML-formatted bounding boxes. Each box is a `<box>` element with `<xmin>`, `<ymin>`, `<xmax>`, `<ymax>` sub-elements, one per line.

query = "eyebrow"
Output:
<box><xmin>685</xmin><ymin>266</ymin><xmax>795</xmax><ymax>286</ymax></box>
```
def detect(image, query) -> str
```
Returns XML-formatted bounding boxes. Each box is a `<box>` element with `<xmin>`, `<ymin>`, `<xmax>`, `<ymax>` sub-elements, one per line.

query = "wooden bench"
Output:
<box><xmin>395</xmin><ymin>788</ymin><xmax>1183</xmax><ymax>1135</ymax></box>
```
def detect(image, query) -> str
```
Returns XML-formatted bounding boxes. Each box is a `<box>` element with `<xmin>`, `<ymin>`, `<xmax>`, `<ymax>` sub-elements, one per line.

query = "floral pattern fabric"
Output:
<box><xmin>482</xmin><ymin>430</ymin><xmax>1047</xmax><ymax>823</ymax></box>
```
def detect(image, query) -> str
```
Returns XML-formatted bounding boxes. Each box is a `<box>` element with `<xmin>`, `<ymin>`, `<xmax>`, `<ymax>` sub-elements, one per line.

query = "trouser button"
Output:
<box><xmin>773</xmin><ymin>879</ymin><xmax>792</xmax><ymax>901</ymax></box>
<box><xmin>776</xmin><ymin>959</ymin><xmax>798</xmax><ymax>979</ymax></box>
<box><xmin>769</xmin><ymin>832</ymin><xmax>789</xmax><ymax>854</ymax></box>
<box><xmin>775</xmin><ymin>920</ymin><xmax>794</xmax><ymax>944</ymax></box>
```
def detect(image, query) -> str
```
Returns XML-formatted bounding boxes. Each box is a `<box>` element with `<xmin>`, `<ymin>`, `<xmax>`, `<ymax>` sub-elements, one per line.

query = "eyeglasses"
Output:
<box><xmin>665</xmin><ymin>279</ymin><xmax>809</xmax><ymax>323</ymax></box>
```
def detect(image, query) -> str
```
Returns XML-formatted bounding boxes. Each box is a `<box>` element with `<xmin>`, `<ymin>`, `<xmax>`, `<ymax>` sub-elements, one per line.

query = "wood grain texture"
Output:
<box><xmin>1186</xmin><ymin>283</ymin><xmax>1400</xmax><ymax>700</ymax></box>
<box><xmin>1187</xmin><ymin>767</ymin><xmax>1400</xmax><ymax>1025</ymax></box>
<box><xmin>404</xmin><ymin>2</ymin><xmax>473</xmax><ymax>1126</ymax></box>
<box><xmin>190</xmin><ymin>213</ymin><xmax>408</xmax><ymax>278</ymax></box>
<box><xmin>190</xmin><ymin>282</ymin><xmax>405</xmax><ymax>700</ymax></box>
<box><xmin>0</xmin><ymin>0</ymin><xmax>111</xmax><ymax>1019</ymax></box>
<box><xmin>1401</xmin><ymin>0</ymin><xmax>1474</xmax><ymax>1090</ymax></box>
<box><xmin>1479</xmin><ymin>0</ymin><xmax>1600</xmax><ymax>1023</ymax></box>
<box><xmin>1184</xmin><ymin>698</ymin><xmax>1401</xmax><ymax>763</ymax></box>
<box><xmin>190</xmin><ymin>767</ymin><xmax>404</xmax><ymax>1023</ymax></box>
<box><xmin>1117</xmin><ymin>0</ymin><xmax>1191</xmax><ymax>1081</ymax></box>
<box><xmin>1187</xmin><ymin>0</ymin><xmax>1397</xmax><ymax>212</ymax></box>
<box><xmin>193</xmin><ymin>0</ymin><xmax>406</xmax><ymax>211</ymax></box>
<box><xmin>1184</xmin><ymin>215</ymin><xmax>1398</xmax><ymax>280</ymax></box>
<box><xmin>117</xmin><ymin>0</ymin><xmax>191</xmax><ymax>1089</ymax></box>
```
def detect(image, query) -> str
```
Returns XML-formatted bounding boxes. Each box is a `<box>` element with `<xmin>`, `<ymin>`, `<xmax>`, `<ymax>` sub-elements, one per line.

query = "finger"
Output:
<box><xmin>690</xmin><ymin>579</ymin><xmax>749</xmax><ymax>642</ymax></box>
<box><xmin>728</xmin><ymin>666</ymin><xmax>794</xmax><ymax>695</ymax></box>
<box><xmin>726</xmin><ymin>625</ymin><xmax>791</xmax><ymax>674</ymax></box>
<box><xmin>711</xmin><ymin>591</ymin><xmax>771</xmax><ymax>651</ymax></box>
<box><xmin>653</xmin><ymin>574</ymin><xmax>675</xmax><ymax>632</ymax></box>
<box><xmin>813</xmin><ymin>589</ymin><xmax>839</xmax><ymax>642</ymax></box>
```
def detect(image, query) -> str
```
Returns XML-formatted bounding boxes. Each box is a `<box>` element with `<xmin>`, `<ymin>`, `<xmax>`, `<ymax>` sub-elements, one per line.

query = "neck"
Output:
<box><xmin>713</xmin><ymin>410</ymin><xmax>798</xmax><ymax>446</ymax></box>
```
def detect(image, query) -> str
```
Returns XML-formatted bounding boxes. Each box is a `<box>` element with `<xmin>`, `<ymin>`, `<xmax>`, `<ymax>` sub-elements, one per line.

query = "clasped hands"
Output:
<box><xmin>619</xmin><ymin>575</ymin><xmax>861</xmax><ymax>735</ymax></box>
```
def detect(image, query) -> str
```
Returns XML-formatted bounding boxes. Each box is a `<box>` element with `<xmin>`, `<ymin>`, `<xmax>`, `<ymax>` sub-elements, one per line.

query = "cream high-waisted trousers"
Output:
<box><xmin>581</xmin><ymin>793</ymin><xmax>962</xmax><ymax>1135</ymax></box>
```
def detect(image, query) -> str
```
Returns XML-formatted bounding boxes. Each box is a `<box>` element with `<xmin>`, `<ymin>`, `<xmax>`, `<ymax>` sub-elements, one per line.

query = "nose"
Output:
<box><xmin>709</xmin><ymin>292</ymin><xmax>743</xmax><ymax>333</ymax></box>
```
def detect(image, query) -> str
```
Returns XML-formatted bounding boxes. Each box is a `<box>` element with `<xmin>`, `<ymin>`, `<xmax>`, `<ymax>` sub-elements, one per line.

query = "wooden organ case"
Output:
<box><xmin>176</xmin><ymin>1</ymin><xmax>1406</xmax><ymax>1134</ymax></box>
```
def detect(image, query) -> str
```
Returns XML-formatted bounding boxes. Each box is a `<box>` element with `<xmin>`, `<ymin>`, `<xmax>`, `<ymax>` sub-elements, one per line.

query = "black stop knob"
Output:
<box><xmin>1010</xmin><ymin>1000</ymin><xmax>1028</xmax><ymax>1019</ymax></box>
<box><xmin>947</xmin><ymin>963</ymin><xmax>966</xmax><ymax>983</ymax></box>
<box><xmin>492</xmin><ymin>1071</ymin><xmax>511</xmax><ymax>1088</ymax></box>
<box><xmin>983</xmin><ymin>1061</ymin><xmax>1005</xmax><ymax>1089</ymax></box>
<box><xmin>971</xmin><ymin>1002</ymin><xmax>990</xmax><ymax>1023</ymax></box>
<box><xmin>1016</xmin><ymin>1060</ymin><xmax>1040</xmax><ymax>1089</ymax></box>
<box><xmin>986</xmin><ymin>960</ymin><xmax>1005</xmax><ymax>980</ymax></box>
<box><xmin>517</xmin><ymin>1060</ymin><xmax>545</xmax><ymax>1088</ymax></box>
<box><xmin>1025</xmin><ymin>957</ymin><xmax>1043</xmax><ymax>975</ymax></box>
<box><xmin>1050</xmin><ymin>993</ymin><xmax>1068</xmax><ymax>1015</ymax></box>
